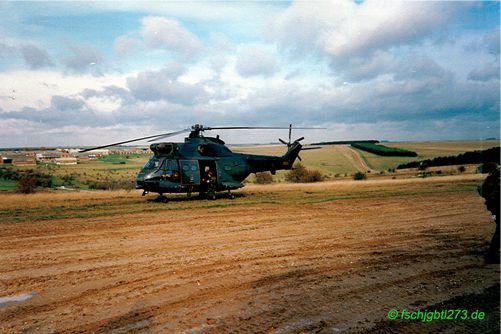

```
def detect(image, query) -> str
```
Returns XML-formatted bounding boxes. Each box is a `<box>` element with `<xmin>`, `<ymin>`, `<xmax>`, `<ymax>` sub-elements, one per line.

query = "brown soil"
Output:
<box><xmin>0</xmin><ymin>180</ymin><xmax>499</xmax><ymax>333</ymax></box>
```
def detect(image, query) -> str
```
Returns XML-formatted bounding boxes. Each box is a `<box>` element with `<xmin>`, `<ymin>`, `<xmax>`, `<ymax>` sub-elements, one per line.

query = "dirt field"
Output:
<box><xmin>0</xmin><ymin>175</ymin><xmax>499</xmax><ymax>333</ymax></box>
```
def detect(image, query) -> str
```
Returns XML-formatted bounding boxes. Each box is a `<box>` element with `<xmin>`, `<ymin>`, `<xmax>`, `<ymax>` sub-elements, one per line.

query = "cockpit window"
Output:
<box><xmin>143</xmin><ymin>156</ymin><xmax>162</xmax><ymax>170</ymax></box>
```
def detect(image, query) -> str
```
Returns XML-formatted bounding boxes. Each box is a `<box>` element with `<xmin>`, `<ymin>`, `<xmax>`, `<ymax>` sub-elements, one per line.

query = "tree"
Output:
<box><xmin>353</xmin><ymin>171</ymin><xmax>366</xmax><ymax>180</ymax></box>
<box><xmin>17</xmin><ymin>176</ymin><xmax>37</xmax><ymax>194</ymax></box>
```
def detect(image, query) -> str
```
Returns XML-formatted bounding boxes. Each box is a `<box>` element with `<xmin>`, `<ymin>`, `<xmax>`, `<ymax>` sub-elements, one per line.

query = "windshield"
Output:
<box><xmin>143</xmin><ymin>156</ymin><xmax>162</xmax><ymax>170</ymax></box>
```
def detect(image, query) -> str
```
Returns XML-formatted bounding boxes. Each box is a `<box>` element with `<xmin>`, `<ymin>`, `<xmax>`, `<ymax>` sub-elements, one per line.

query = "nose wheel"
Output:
<box><xmin>152</xmin><ymin>193</ymin><xmax>168</xmax><ymax>203</ymax></box>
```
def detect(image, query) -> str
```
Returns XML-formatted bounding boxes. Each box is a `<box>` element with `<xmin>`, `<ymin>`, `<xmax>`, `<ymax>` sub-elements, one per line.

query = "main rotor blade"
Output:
<box><xmin>205</xmin><ymin>126</ymin><xmax>326</xmax><ymax>130</ymax></box>
<box><xmin>300</xmin><ymin>147</ymin><xmax>322</xmax><ymax>151</ymax></box>
<box><xmin>206</xmin><ymin>126</ymin><xmax>290</xmax><ymax>130</ymax></box>
<box><xmin>147</xmin><ymin>128</ymin><xmax>191</xmax><ymax>142</ymax></box>
<box><xmin>79</xmin><ymin>129</ymin><xmax>190</xmax><ymax>152</ymax></box>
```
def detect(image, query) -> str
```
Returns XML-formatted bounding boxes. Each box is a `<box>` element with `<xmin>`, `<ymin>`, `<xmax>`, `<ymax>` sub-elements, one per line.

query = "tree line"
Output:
<box><xmin>396</xmin><ymin>147</ymin><xmax>500</xmax><ymax>170</ymax></box>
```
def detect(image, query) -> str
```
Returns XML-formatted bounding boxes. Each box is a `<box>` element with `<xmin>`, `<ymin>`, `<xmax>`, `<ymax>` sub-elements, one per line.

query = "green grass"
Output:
<box><xmin>0</xmin><ymin>179</ymin><xmax>16</xmax><ymax>191</ymax></box>
<box><xmin>98</xmin><ymin>153</ymin><xmax>143</xmax><ymax>163</ymax></box>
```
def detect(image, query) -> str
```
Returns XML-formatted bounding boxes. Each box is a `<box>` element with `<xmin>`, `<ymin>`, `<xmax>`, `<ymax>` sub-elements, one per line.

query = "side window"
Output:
<box><xmin>163</xmin><ymin>159</ymin><xmax>179</xmax><ymax>171</ymax></box>
<box><xmin>198</xmin><ymin>145</ymin><xmax>207</xmax><ymax>155</ymax></box>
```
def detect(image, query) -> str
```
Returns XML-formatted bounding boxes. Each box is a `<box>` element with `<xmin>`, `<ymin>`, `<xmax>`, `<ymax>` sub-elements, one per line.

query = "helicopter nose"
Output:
<box><xmin>136</xmin><ymin>174</ymin><xmax>146</xmax><ymax>189</ymax></box>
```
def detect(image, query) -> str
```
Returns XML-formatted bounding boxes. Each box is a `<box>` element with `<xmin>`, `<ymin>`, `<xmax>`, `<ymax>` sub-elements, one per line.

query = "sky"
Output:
<box><xmin>0</xmin><ymin>1</ymin><xmax>499</xmax><ymax>147</ymax></box>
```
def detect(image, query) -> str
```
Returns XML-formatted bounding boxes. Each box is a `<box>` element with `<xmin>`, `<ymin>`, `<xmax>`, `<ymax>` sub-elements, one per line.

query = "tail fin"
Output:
<box><xmin>282</xmin><ymin>141</ymin><xmax>302</xmax><ymax>169</ymax></box>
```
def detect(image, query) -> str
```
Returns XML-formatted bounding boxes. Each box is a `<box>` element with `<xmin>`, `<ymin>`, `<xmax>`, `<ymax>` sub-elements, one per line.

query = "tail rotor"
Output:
<box><xmin>279</xmin><ymin>124</ymin><xmax>305</xmax><ymax>161</ymax></box>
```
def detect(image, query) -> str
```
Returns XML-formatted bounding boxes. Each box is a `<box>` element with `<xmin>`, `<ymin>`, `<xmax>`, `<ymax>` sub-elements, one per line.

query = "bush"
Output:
<box><xmin>458</xmin><ymin>165</ymin><xmax>466</xmax><ymax>173</ymax></box>
<box><xmin>417</xmin><ymin>162</ymin><xmax>428</xmax><ymax>170</ymax></box>
<box><xmin>255</xmin><ymin>172</ymin><xmax>273</xmax><ymax>184</ymax></box>
<box><xmin>17</xmin><ymin>176</ymin><xmax>37</xmax><ymax>193</ymax></box>
<box><xmin>353</xmin><ymin>171</ymin><xmax>366</xmax><ymax>180</ymax></box>
<box><xmin>285</xmin><ymin>163</ymin><xmax>323</xmax><ymax>183</ymax></box>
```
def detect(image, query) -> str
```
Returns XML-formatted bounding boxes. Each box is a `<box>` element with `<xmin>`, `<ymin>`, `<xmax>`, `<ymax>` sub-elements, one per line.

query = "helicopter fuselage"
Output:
<box><xmin>136</xmin><ymin>136</ymin><xmax>301</xmax><ymax>195</ymax></box>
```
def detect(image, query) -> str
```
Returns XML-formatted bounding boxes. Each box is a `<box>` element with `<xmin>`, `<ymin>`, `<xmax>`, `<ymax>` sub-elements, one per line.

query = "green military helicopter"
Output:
<box><xmin>81</xmin><ymin>124</ymin><xmax>320</xmax><ymax>201</ymax></box>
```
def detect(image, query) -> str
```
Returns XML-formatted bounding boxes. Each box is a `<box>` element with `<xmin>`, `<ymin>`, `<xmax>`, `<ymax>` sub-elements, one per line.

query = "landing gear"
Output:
<box><xmin>227</xmin><ymin>189</ymin><xmax>235</xmax><ymax>199</ymax></box>
<box><xmin>152</xmin><ymin>193</ymin><xmax>168</xmax><ymax>203</ymax></box>
<box><xmin>207</xmin><ymin>187</ymin><xmax>216</xmax><ymax>200</ymax></box>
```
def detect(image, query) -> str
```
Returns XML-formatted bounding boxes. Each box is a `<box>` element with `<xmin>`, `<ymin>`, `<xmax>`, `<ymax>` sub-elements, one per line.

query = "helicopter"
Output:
<box><xmin>80</xmin><ymin>124</ymin><xmax>320</xmax><ymax>201</ymax></box>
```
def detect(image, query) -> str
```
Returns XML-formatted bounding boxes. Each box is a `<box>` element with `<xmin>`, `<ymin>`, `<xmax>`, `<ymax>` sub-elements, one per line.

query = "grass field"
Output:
<box><xmin>355</xmin><ymin>140</ymin><xmax>500</xmax><ymax>171</ymax></box>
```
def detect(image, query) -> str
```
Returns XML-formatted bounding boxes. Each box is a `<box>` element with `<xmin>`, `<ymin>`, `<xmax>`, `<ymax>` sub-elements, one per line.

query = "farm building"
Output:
<box><xmin>55</xmin><ymin>157</ymin><xmax>78</xmax><ymax>165</ymax></box>
<box><xmin>80</xmin><ymin>149</ymin><xmax>110</xmax><ymax>157</ymax></box>
<box><xmin>1</xmin><ymin>152</ymin><xmax>37</xmax><ymax>165</ymax></box>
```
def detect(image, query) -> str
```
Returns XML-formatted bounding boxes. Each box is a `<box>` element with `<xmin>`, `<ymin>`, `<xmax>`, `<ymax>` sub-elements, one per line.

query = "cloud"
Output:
<box><xmin>468</xmin><ymin>62</ymin><xmax>500</xmax><ymax>82</ymax></box>
<box><xmin>50</xmin><ymin>95</ymin><xmax>84</xmax><ymax>111</ymax></box>
<box><xmin>0</xmin><ymin>42</ymin><xmax>52</xmax><ymax>69</ymax></box>
<box><xmin>63</xmin><ymin>44</ymin><xmax>105</xmax><ymax>74</ymax></box>
<box><xmin>0</xmin><ymin>42</ymin><xmax>18</xmax><ymax>58</ymax></box>
<box><xmin>270</xmin><ymin>0</ymin><xmax>459</xmax><ymax>59</ymax></box>
<box><xmin>19</xmin><ymin>44</ymin><xmax>52</xmax><ymax>69</ymax></box>
<box><xmin>140</xmin><ymin>16</ymin><xmax>203</xmax><ymax>58</ymax></box>
<box><xmin>484</xmin><ymin>28</ymin><xmax>500</xmax><ymax>55</ymax></box>
<box><xmin>126</xmin><ymin>63</ymin><xmax>208</xmax><ymax>105</ymax></box>
<box><xmin>236</xmin><ymin>45</ymin><xmax>278</xmax><ymax>77</ymax></box>
<box><xmin>113</xmin><ymin>34</ymin><xmax>142</xmax><ymax>57</ymax></box>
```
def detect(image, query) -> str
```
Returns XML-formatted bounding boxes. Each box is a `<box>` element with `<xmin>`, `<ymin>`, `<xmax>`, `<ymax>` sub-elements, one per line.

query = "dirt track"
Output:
<box><xmin>337</xmin><ymin>145</ymin><xmax>373</xmax><ymax>173</ymax></box>
<box><xmin>0</xmin><ymin>177</ymin><xmax>499</xmax><ymax>333</ymax></box>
